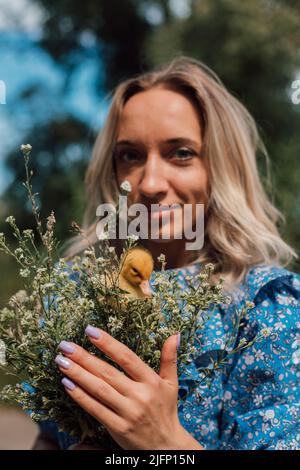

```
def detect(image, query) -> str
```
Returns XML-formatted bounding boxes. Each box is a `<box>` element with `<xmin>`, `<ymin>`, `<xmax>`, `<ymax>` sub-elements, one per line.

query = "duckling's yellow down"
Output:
<box><xmin>118</xmin><ymin>247</ymin><xmax>154</xmax><ymax>299</ymax></box>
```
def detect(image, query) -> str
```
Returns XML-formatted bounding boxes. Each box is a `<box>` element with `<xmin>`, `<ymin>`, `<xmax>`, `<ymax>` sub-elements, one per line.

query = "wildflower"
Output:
<box><xmin>15</xmin><ymin>248</ymin><xmax>25</xmax><ymax>260</ymax></box>
<box><xmin>23</xmin><ymin>229</ymin><xmax>34</xmax><ymax>239</ymax></box>
<box><xmin>120</xmin><ymin>180</ymin><xmax>132</xmax><ymax>193</ymax></box>
<box><xmin>127</xmin><ymin>234</ymin><xmax>139</xmax><ymax>242</ymax></box>
<box><xmin>214</xmin><ymin>284</ymin><xmax>223</xmax><ymax>291</ymax></box>
<box><xmin>157</xmin><ymin>254</ymin><xmax>166</xmax><ymax>263</ymax></box>
<box><xmin>20</xmin><ymin>268</ymin><xmax>30</xmax><ymax>278</ymax></box>
<box><xmin>20</xmin><ymin>144</ymin><xmax>32</xmax><ymax>154</ymax></box>
<box><xmin>58</xmin><ymin>271</ymin><xmax>69</xmax><ymax>280</ymax></box>
<box><xmin>84</xmin><ymin>249</ymin><xmax>94</xmax><ymax>257</ymax></box>
<box><xmin>205</xmin><ymin>263</ymin><xmax>215</xmax><ymax>273</ymax></box>
<box><xmin>14</xmin><ymin>290</ymin><xmax>27</xmax><ymax>304</ymax></box>
<box><xmin>198</xmin><ymin>273</ymin><xmax>208</xmax><ymax>281</ymax></box>
<box><xmin>0</xmin><ymin>340</ymin><xmax>6</xmax><ymax>366</ymax></box>
<box><xmin>46</xmin><ymin>211</ymin><xmax>56</xmax><ymax>232</ymax></box>
<box><xmin>42</xmin><ymin>282</ymin><xmax>55</xmax><ymax>291</ymax></box>
<box><xmin>5</xmin><ymin>216</ymin><xmax>15</xmax><ymax>225</ymax></box>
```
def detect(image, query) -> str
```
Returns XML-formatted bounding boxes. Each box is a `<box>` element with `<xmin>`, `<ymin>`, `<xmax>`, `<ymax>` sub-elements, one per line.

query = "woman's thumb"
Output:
<box><xmin>159</xmin><ymin>333</ymin><xmax>180</xmax><ymax>383</ymax></box>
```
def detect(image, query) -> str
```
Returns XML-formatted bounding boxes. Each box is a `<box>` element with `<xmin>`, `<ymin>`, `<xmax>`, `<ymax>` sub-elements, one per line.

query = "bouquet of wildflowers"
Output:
<box><xmin>0</xmin><ymin>145</ymin><xmax>262</xmax><ymax>448</ymax></box>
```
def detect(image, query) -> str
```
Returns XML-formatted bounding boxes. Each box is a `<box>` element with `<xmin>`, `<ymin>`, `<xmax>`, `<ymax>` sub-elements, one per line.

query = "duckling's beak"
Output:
<box><xmin>139</xmin><ymin>280</ymin><xmax>152</xmax><ymax>297</ymax></box>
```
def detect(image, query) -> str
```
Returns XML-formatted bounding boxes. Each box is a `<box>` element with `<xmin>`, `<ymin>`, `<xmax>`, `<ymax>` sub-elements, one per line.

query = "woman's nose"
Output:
<box><xmin>138</xmin><ymin>153</ymin><xmax>169</xmax><ymax>199</ymax></box>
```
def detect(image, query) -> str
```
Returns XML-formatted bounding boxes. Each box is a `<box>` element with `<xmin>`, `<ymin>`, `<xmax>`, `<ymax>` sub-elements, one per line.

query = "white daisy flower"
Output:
<box><xmin>120</xmin><ymin>180</ymin><xmax>132</xmax><ymax>193</ymax></box>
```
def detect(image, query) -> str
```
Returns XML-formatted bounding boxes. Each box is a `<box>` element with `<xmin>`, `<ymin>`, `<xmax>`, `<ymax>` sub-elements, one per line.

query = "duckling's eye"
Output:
<box><xmin>131</xmin><ymin>267</ymin><xmax>139</xmax><ymax>275</ymax></box>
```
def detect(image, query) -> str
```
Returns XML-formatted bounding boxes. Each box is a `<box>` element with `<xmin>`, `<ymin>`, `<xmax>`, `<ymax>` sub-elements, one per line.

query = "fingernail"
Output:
<box><xmin>62</xmin><ymin>377</ymin><xmax>76</xmax><ymax>391</ymax></box>
<box><xmin>55</xmin><ymin>355</ymin><xmax>71</xmax><ymax>369</ymax></box>
<box><xmin>176</xmin><ymin>333</ymin><xmax>181</xmax><ymax>350</ymax></box>
<box><xmin>59</xmin><ymin>341</ymin><xmax>76</xmax><ymax>354</ymax></box>
<box><xmin>85</xmin><ymin>325</ymin><xmax>101</xmax><ymax>339</ymax></box>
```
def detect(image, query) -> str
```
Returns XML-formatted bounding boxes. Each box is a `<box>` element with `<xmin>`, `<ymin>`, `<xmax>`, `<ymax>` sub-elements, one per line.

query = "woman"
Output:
<box><xmin>36</xmin><ymin>56</ymin><xmax>300</xmax><ymax>450</ymax></box>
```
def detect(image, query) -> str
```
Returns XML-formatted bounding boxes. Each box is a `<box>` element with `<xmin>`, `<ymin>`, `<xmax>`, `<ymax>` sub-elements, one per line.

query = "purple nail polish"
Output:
<box><xmin>62</xmin><ymin>377</ymin><xmax>76</xmax><ymax>391</ymax></box>
<box><xmin>55</xmin><ymin>355</ymin><xmax>71</xmax><ymax>369</ymax></box>
<box><xmin>176</xmin><ymin>333</ymin><xmax>181</xmax><ymax>349</ymax></box>
<box><xmin>59</xmin><ymin>341</ymin><xmax>76</xmax><ymax>354</ymax></box>
<box><xmin>85</xmin><ymin>325</ymin><xmax>101</xmax><ymax>339</ymax></box>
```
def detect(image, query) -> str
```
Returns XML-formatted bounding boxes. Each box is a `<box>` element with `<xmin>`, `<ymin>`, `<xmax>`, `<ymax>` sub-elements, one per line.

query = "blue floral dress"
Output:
<box><xmin>40</xmin><ymin>262</ymin><xmax>300</xmax><ymax>450</ymax></box>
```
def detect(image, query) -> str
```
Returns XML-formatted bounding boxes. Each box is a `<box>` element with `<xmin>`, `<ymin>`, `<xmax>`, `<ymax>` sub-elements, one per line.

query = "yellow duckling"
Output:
<box><xmin>118</xmin><ymin>247</ymin><xmax>154</xmax><ymax>299</ymax></box>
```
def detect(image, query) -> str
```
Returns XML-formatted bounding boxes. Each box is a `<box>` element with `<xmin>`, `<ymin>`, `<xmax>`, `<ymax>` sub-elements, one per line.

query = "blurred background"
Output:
<box><xmin>0</xmin><ymin>0</ymin><xmax>300</xmax><ymax>394</ymax></box>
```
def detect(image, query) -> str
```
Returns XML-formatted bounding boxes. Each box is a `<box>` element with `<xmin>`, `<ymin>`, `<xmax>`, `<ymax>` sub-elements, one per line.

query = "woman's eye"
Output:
<box><xmin>172</xmin><ymin>148</ymin><xmax>196</xmax><ymax>160</ymax></box>
<box><xmin>118</xmin><ymin>151</ymin><xmax>140</xmax><ymax>163</ymax></box>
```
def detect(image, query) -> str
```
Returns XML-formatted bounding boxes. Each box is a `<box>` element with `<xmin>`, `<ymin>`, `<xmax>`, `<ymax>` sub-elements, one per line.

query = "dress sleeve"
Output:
<box><xmin>38</xmin><ymin>420</ymin><xmax>78</xmax><ymax>449</ymax></box>
<box><xmin>219</xmin><ymin>272</ymin><xmax>300</xmax><ymax>450</ymax></box>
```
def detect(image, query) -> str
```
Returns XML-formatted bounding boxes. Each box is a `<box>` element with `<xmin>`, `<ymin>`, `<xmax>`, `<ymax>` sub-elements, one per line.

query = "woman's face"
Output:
<box><xmin>114</xmin><ymin>86</ymin><xmax>208</xmax><ymax>245</ymax></box>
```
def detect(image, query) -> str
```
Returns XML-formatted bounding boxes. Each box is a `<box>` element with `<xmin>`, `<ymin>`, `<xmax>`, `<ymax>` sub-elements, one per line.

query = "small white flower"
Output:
<box><xmin>23</xmin><ymin>229</ymin><xmax>34</xmax><ymax>239</ymax></box>
<box><xmin>14</xmin><ymin>290</ymin><xmax>27</xmax><ymax>303</ymax></box>
<box><xmin>96</xmin><ymin>256</ymin><xmax>108</xmax><ymax>266</ymax></box>
<box><xmin>58</xmin><ymin>271</ymin><xmax>69</xmax><ymax>280</ymax></box>
<box><xmin>20</xmin><ymin>144</ymin><xmax>32</xmax><ymax>153</ymax></box>
<box><xmin>127</xmin><ymin>234</ymin><xmax>139</xmax><ymax>242</ymax></box>
<box><xmin>205</xmin><ymin>263</ymin><xmax>215</xmax><ymax>272</ymax></box>
<box><xmin>0</xmin><ymin>340</ymin><xmax>6</xmax><ymax>366</ymax></box>
<box><xmin>120</xmin><ymin>180</ymin><xmax>132</xmax><ymax>193</ymax></box>
<box><xmin>238</xmin><ymin>338</ymin><xmax>247</xmax><ymax>348</ymax></box>
<box><xmin>83</xmin><ymin>249</ymin><xmax>94</xmax><ymax>257</ymax></box>
<box><xmin>5</xmin><ymin>216</ymin><xmax>15</xmax><ymax>225</ymax></box>
<box><xmin>157</xmin><ymin>253</ymin><xmax>166</xmax><ymax>263</ymax></box>
<box><xmin>20</xmin><ymin>268</ymin><xmax>30</xmax><ymax>278</ymax></box>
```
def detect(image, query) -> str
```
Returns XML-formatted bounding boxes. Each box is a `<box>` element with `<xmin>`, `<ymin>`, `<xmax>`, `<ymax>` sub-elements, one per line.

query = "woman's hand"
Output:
<box><xmin>55</xmin><ymin>326</ymin><xmax>203</xmax><ymax>450</ymax></box>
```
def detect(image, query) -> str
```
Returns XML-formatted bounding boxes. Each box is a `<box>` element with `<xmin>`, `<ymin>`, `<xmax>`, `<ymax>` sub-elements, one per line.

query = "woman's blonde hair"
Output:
<box><xmin>65</xmin><ymin>56</ymin><xmax>297</xmax><ymax>288</ymax></box>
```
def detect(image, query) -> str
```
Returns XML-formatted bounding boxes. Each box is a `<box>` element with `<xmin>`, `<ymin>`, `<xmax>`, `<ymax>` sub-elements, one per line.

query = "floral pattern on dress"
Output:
<box><xmin>171</xmin><ymin>263</ymin><xmax>300</xmax><ymax>450</ymax></box>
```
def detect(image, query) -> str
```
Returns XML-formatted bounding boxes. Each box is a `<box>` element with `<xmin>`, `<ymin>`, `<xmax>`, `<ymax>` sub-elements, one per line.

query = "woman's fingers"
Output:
<box><xmin>84</xmin><ymin>326</ymin><xmax>159</xmax><ymax>385</ymax></box>
<box><xmin>58</xmin><ymin>340</ymin><xmax>133</xmax><ymax>396</ymax></box>
<box><xmin>55</xmin><ymin>355</ymin><xmax>130</xmax><ymax>416</ymax></box>
<box><xmin>61</xmin><ymin>377</ymin><xmax>126</xmax><ymax>436</ymax></box>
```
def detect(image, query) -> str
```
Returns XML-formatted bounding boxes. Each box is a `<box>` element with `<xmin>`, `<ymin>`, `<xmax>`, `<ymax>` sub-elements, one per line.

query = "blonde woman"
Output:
<box><xmin>36</xmin><ymin>57</ymin><xmax>300</xmax><ymax>450</ymax></box>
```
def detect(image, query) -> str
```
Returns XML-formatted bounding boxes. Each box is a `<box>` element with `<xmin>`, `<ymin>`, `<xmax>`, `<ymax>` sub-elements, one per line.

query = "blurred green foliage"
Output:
<box><xmin>1</xmin><ymin>0</ymin><xmax>300</xmax><ymax>314</ymax></box>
